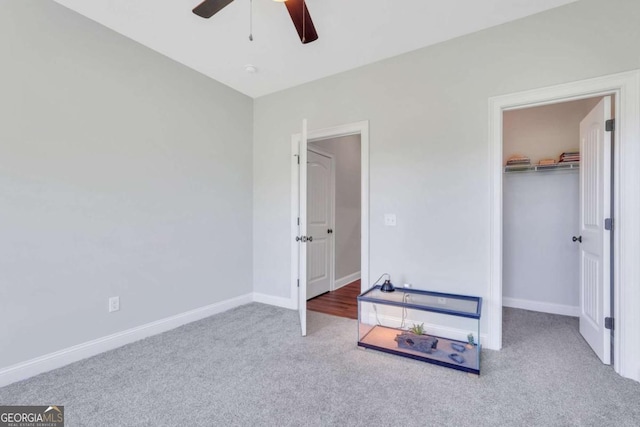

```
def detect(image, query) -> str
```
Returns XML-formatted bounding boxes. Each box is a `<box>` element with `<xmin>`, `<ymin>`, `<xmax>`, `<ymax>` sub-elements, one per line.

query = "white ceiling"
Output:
<box><xmin>52</xmin><ymin>0</ymin><xmax>578</xmax><ymax>98</ymax></box>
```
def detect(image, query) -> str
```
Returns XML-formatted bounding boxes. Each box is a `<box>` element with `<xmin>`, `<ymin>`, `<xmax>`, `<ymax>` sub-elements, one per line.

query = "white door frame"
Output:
<box><xmin>291</xmin><ymin>120</ymin><xmax>370</xmax><ymax>307</ymax></box>
<box><xmin>306</xmin><ymin>145</ymin><xmax>336</xmax><ymax>292</ymax></box>
<box><xmin>488</xmin><ymin>70</ymin><xmax>640</xmax><ymax>382</ymax></box>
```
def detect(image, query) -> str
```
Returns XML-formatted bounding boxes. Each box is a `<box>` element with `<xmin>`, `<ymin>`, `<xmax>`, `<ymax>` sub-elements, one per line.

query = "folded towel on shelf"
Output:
<box><xmin>538</xmin><ymin>159</ymin><xmax>557</xmax><ymax>165</ymax></box>
<box><xmin>506</xmin><ymin>154</ymin><xmax>531</xmax><ymax>166</ymax></box>
<box><xmin>559</xmin><ymin>151</ymin><xmax>580</xmax><ymax>163</ymax></box>
<box><xmin>507</xmin><ymin>154</ymin><xmax>529</xmax><ymax>161</ymax></box>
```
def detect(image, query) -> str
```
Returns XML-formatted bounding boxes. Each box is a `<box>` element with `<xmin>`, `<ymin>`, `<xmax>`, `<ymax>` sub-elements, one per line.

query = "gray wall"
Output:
<box><xmin>503</xmin><ymin>172</ymin><xmax>579</xmax><ymax>307</ymax></box>
<box><xmin>252</xmin><ymin>0</ymin><xmax>640</xmax><ymax>330</ymax></box>
<box><xmin>310</xmin><ymin>135</ymin><xmax>361</xmax><ymax>283</ymax></box>
<box><xmin>0</xmin><ymin>1</ymin><xmax>253</xmax><ymax>368</ymax></box>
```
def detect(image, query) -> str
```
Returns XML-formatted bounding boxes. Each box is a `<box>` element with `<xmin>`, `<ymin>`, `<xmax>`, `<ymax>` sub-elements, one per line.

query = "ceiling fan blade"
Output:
<box><xmin>284</xmin><ymin>0</ymin><xmax>318</xmax><ymax>44</ymax></box>
<box><xmin>192</xmin><ymin>0</ymin><xmax>234</xmax><ymax>19</ymax></box>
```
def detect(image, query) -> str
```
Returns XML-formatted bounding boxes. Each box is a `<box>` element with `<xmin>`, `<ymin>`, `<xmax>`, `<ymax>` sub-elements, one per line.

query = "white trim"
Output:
<box><xmin>291</xmin><ymin>120</ymin><xmax>370</xmax><ymax>309</ymax></box>
<box><xmin>0</xmin><ymin>293</ymin><xmax>253</xmax><ymax>388</ymax></box>
<box><xmin>252</xmin><ymin>292</ymin><xmax>297</xmax><ymax>310</ymax></box>
<box><xmin>488</xmin><ymin>69</ymin><xmax>640</xmax><ymax>382</ymax></box>
<box><xmin>502</xmin><ymin>297</ymin><xmax>579</xmax><ymax>317</ymax></box>
<box><xmin>334</xmin><ymin>271</ymin><xmax>361</xmax><ymax>290</ymax></box>
<box><xmin>307</xmin><ymin>145</ymin><xmax>337</xmax><ymax>293</ymax></box>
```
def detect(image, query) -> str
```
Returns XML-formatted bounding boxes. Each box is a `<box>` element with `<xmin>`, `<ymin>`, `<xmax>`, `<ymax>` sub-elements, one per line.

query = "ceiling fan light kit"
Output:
<box><xmin>192</xmin><ymin>0</ymin><xmax>318</xmax><ymax>44</ymax></box>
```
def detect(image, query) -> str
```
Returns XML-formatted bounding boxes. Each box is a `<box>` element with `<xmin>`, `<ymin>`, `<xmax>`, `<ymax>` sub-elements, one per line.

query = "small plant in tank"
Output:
<box><xmin>410</xmin><ymin>323</ymin><xmax>425</xmax><ymax>335</ymax></box>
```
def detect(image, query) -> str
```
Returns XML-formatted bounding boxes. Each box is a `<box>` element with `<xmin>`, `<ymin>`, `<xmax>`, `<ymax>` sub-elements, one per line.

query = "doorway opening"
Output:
<box><xmin>502</xmin><ymin>95</ymin><xmax>613</xmax><ymax>364</ymax></box>
<box><xmin>291</xmin><ymin>120</ymin><xmax>369</xmax><ymax>335</ymax></box>
<box><xmin>306</xmin><ymin>135</ymin><xmax>362</xmax><ymax>319</ymax></box>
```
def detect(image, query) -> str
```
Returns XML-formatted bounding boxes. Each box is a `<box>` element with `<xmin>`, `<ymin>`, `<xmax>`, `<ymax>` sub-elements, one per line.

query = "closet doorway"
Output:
<box><xmin>502</xmin><ymin>95</ymin><xmax>614</xmax><ymax>364</ymax></box>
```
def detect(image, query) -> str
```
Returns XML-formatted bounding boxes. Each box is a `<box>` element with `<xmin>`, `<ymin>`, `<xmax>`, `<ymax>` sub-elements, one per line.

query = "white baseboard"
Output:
<box><xmin>253</xmin><ymin>292</ymin><xmax>296</xmax><ymax>310</ymax></box>
<box><xmin>0</xmin><ymin>293</ymin><xmax>253</xmax><ymax>388</ymax></box>
<box><xmin>334</xmin><ymin>271</ymin><xmax>361</xmax><ymax>290</ymax></box>
<box><xmin>503</xmin><ymin>297</ymin><xmax>579</xmax><ymax>317</ymax></box>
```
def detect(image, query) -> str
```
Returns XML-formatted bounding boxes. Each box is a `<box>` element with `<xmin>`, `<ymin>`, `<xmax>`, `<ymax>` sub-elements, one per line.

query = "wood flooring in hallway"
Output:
<box><xmin>307</xmin><ymin>280</ymin><xmax>361</xmax><ymax>319</ymax></box>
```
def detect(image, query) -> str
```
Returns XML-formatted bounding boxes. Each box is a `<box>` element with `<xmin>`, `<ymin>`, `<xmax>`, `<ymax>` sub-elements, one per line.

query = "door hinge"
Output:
<box><xmin>605</xmin><ymin>317</ymin><xmax>614</xmax><ymax>330</ymax></box>
<box><xmin>297</xmin><ymin>279</ymin><xmax>300</xmax><ymax>288</ymax></box>
<box><xmin>604</xmin><ymin>218</ymin><xmax>613</xmax><ymax>231</ymax></box>
<box><xmin>297</xmin><ymin>217</ymin><xmax>300</xmax><ymax>226</ymax></box>
<box><xmin>297</xmin><ymin>156</ymin><xmax>300</xmax><ymax>164</ymax></box>
<box><xmin>606</xmin><ymin>119</ymin><xmax>615</xmax><ymax>132</ymax></box>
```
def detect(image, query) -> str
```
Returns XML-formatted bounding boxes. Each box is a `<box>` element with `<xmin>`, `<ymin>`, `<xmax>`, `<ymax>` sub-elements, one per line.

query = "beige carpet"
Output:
<box><xmin>1</xmin><ymin>304</ymin><xmax>639</xmax><ymax>426</ymax></box>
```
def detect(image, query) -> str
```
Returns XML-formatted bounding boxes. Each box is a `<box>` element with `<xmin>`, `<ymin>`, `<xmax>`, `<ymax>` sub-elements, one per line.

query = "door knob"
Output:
<box><xmin>308</xmin><ymin>236</ymin><xmax>313</xmax><ymax>242</ymax></box>
<box><xmin>327</xmin><ymin>229</ymin><xmax>333</xmax><ymax>234</ymax></box>
<box><xmin>572</xmin><ymin>236</ymin><xmax>582</xmax><ymax>243</ymax></box>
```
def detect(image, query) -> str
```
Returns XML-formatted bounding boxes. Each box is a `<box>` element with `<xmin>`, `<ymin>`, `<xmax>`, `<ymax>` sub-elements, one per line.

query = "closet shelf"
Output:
<box><xmin>504</xmin><ymin>162</ymin><xmax>579</xmax><ymax>173</ymax></box>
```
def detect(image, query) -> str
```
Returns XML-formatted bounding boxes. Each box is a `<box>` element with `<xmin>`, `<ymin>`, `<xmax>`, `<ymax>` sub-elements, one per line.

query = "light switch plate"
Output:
<box><xmin>384</xmin><ymin>214</ymin><xmax>396</xmax><ymax>226</ymax></box>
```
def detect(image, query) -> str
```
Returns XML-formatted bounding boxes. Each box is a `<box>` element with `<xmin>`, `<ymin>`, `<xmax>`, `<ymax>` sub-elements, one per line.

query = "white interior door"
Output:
<box><xmin>307</xmin><ymin>149</ymin><xmax>333</xmax><ymax>299</ymax></box>
<box><xmin>297</xmin><ymin>119</ymin><xmax>308</xmax><ymax>336</ymax></box>
<box><xmin>578</xmin><ymin>96</ymin><xmax>612</xmax><ymax>364</ymax></box>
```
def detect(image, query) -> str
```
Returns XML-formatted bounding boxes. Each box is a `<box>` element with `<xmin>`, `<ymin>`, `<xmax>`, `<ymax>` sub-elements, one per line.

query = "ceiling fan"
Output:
<box><xmin>192</xmin><ymin>0</ymin><xmax>318</xmax><ymax>44</ymax></box>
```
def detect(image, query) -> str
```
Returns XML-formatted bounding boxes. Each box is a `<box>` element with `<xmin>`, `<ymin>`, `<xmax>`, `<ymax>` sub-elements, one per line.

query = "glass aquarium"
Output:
<box><xmin>357</xmin><ymin>286</ymin><xmax>482</xmax><ymax>374</ymax></box>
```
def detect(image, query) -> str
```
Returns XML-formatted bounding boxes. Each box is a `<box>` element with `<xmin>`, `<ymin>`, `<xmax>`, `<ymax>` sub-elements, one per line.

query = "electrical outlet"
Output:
<box><xmin>403</xmin><ymin>283</ymin><xmax>412</xmax><ymax>288</ymax></box>
<box><xmin>384</xmin><ymin>214</ymin><xmax>396</xmax><ymax>226</ymax></box>
<box><xmin>108</xmin><ymin>296</ymin><xmax>120</xmax><ymax>313</ymax></box>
